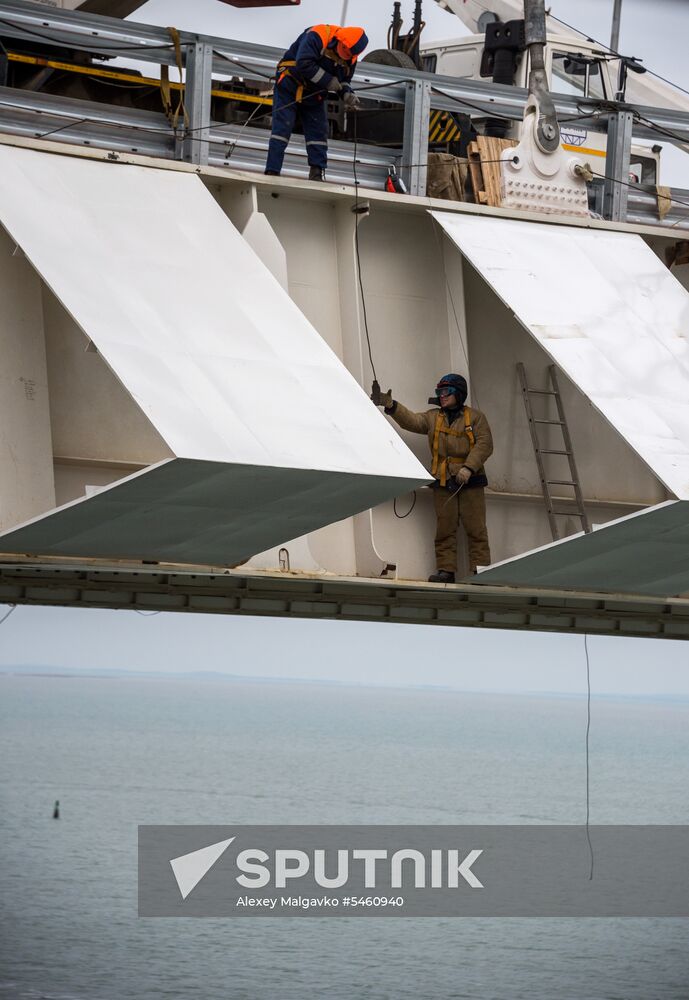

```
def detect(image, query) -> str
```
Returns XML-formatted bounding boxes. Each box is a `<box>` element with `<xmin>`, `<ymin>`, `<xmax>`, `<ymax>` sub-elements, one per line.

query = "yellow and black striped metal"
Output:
<box><xmin>429</xmin><ymin>110</ymin><xmax>462</xmax><ymax>144</ymax></box>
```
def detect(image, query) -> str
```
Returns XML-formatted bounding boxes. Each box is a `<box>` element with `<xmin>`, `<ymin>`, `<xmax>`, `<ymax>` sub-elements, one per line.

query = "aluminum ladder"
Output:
<box><xmin>517</xmin><ymin>362</ymin><xmax>591</xmax><ymax>540</ymax></box>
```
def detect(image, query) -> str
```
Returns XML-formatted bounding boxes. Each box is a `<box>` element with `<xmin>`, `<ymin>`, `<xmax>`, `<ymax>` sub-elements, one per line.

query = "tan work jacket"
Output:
<box><xmin>388</xmin><ymin>401</ymin><xmax>493</xmax><ymax>486</ymax></box>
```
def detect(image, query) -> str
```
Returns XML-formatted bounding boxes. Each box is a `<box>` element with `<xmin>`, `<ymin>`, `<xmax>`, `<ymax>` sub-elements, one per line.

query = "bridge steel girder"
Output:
<box><xmin>0</xmin><ymin>560</ymin><xmax>688</xmax><ymax>640</ymax></box>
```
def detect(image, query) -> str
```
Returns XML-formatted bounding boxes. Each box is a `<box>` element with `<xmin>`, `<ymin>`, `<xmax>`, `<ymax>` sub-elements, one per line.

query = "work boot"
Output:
<box><xmin>264</xmin><ymin>169</ymin><xmax>280</xmax><ymax>176</ymax></box>
<box><xmin>428</xmin><ymin>570</ymin><xmax>455</xmax><ymax>584</ymax></box>
<box><xmin>309</xmin><ymin>166</ymin><xmax>325</xmax><ymax>182</ymax></box>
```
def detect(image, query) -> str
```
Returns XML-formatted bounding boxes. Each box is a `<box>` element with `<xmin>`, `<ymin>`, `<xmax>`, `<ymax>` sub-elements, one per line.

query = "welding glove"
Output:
<box><xmin>344</xmin><ymin>90</ymin><xmax>361</xmax><ymax>111</ymax></box>
<box><xmin>371</xmin><ymin>382</ymin><xmax>393</xmax><ymax>409</ymax></box>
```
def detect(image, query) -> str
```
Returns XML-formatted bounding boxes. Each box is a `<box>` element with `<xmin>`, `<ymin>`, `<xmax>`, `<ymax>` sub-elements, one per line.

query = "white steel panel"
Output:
<box><xmin>431</xmin><ymin>212</ymin><xmax>689</xmax><ymax>499</ymax></box>
<box><xmin>0</xmin><ymin>145</ymin><xmax>425</xmax><ymax>484</ymax></box>
<box><xmin>474</xmin><ymin>501</ymin><xmax>689</xmax><ymax>597</ymax></box>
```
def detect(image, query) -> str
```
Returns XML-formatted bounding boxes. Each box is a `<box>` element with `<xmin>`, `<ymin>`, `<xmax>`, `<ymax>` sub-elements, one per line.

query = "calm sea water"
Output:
<box><xmin>1</xmin><ymin>674</ymin><xmax>688</xmax><ymax>1000</ymax></box>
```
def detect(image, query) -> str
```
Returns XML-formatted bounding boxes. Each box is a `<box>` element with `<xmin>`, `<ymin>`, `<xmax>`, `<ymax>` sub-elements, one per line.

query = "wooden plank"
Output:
<box><xmin>468</xmin><ymin>136</ymin><xmax>518</xmax><ymax>208</ymax></box>
<box><xmin>467</xmin><ymin>141</ymin><xmax>483</xmax><ymax>204</ymax></box>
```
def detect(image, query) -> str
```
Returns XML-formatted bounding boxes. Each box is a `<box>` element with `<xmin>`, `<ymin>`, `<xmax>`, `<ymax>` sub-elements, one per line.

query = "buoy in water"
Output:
<box><xmin>53</xmin><ymin>800</ymin><xmax>60</xmax><ymax>820</ymax></box>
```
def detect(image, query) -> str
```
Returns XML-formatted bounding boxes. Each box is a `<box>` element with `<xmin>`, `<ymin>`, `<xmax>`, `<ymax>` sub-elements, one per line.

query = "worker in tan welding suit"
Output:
<box><xmin>372</xmin><ymin>373</ymin><xmax>493</xmax><ymax>583</ymax></box>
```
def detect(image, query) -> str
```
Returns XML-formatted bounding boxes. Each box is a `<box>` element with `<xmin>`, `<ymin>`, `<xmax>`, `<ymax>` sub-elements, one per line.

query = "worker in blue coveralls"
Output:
<box><xmin>265</xmin><ymin>24</ymin><xmax>369</xmax><ymax>182</ymax></box>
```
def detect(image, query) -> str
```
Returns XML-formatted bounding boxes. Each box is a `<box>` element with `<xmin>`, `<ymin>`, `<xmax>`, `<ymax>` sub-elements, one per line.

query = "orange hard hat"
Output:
<box><xmin>333</xmin><ymin>26</ymin><xmax>368</xmax><ymax>62</ymax></box>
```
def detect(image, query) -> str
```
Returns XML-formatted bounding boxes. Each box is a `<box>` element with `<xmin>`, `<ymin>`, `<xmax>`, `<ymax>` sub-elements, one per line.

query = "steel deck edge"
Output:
<box><xmin>0</xmin><ymin>131</ymin><xmax>680</xmax><ymax>242</ymax></box>
<box><xmin>1</xmin><ymin>559</ymin><xmax>688</xmax><ymax>640</ymax></box>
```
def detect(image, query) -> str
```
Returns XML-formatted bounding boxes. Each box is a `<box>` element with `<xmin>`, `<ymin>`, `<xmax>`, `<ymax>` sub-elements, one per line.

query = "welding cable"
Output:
<box><xmin>393</xmin><ymin>493</ymin><xmax>417</xmax><ymax>518</ymax></box>
<box><xmin>213</xmin><ymin>49</ymin><xmax>275</xmax><ymax>83</ymax></box>
<box><xmin>564</xmin><ymin>101</ymin><xmax>687</xmax><ymax>150</ymax></box>
<box><xmin>430</xmin><ymin>85</ymin><xmax>525</xmax><ymax>124</ymax></box>
<box><xmin>584</xmin><ymin>633</ymin><xmax>594</xmax><ymax>881</ymax></box>
<box><xmin>431</xmin><ymin>221</ymin><xmax>483</xmax><ymax>413</ymax></box>
<box><xmin>217</xmin><ymin>86</ymin><xmax>341</xmax><ymax>163</ymax></box>
<box><xmin>20</xmin><ymin>99</ymin><xmax>177</xmax><ymax>142</ymax></box>
<box><xmin>223</xmin><ymin>100</ymin><xmax>265</xmax><ymax>162</ymax></box>
<box><xmin>389</xmin><ymin>155</ymin><xmax>517</xmax><ymax>175</ymax></box>
<box><xmin>37</xmin><ymin>115</ymin><xmax>91</xmax><ymax>140</ymax></box>
<box><xmin>355</xmin><ymin>79</ymin><xmax>413</xmax><ymax>92</ymax></box>
<box><xmin>188</xmin><ymin>78</ymin><xmax>412</xmax><ymax>147</ymax></box>
<box><xmin>351</xmin><ymin>111</ymin><xmax>378</xmax><ymax>385</ymax></box>
<box><xmin>351</xmin><ymin>108</ymin><xmax>418</xmax><ymax>522</ymax></box>
<box><xmin>588</xmin><ymin>166</ymin><xmax>689</xmax><ymax>216</ymax></box>
<box><xmin>24</xmin><ymin>100</ymin><xmax>221</xmax><ymax>148</ymax></box>
<box><xmin>185</xmin><ymin>76</ymin><xmax>520</xmax><ymax>155</ymax></box>
<box><xmin>431</xmin><ymin>84</ymin><xmax>621</xmax><ymax>133</ymax></box>
<box><xmin>440</xmin><ymin>480</ymin><xmax>464</xmax><ymax>508</ymax></box>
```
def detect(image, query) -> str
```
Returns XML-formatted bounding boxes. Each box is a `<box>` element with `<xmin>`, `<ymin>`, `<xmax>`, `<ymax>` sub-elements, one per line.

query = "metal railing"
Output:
<box><xmin>0</xmin><ymin>0</ymin><xmax>688</xmax><ymax>228</ymax></box>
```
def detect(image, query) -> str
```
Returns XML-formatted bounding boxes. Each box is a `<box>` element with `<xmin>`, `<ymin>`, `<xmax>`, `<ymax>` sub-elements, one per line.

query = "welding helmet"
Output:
<box><xmin>429</xmin><ymin>373</ymin><xmax>468</xmax><ymax>406</ymax></box>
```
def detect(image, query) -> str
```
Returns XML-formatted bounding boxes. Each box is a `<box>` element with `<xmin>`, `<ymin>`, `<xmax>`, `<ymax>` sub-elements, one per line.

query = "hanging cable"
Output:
<box><xmin>352</xmin><ymin>111</ymin><xmax>378</xmax><ymax>385</ymax></box>
<box><xmin>431</xmin><ymin>221</ymin><xmax>483</xmax><ymax>413</ymax></box>
<box><xmin>584</xmin><ymin>633</ymin><xmax>594</xmax><ymax>881</ymax></box>
<box><xmin>393</xmin><ymin>493</ymin><xmax>417</xmax><ymax>518</ymax></box>
<box><xmin>440</xmin><ymin>480</ymin><xmax>464</xmax><ymax>507</ymax></box>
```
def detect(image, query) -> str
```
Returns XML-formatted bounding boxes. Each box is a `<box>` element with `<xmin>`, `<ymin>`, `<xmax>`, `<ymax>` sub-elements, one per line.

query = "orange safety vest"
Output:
<box><xmin>311</xmin><ymin>24</ymin><xmax>338</xmax><ymax>50</ymax></box>
<box><xmin>430</xmin><ymin>409</ymin><xmax>476</xmax><ymax>487</ymax></box>
<box><xmin>277</xmin><ymin>25</ymin><xmax>360</xmax><ymax>102</ymax></box>
<box><xmin>277</xmin><ymin>24</ymin><xmax>338</xmax><ymax>102</ymax></box>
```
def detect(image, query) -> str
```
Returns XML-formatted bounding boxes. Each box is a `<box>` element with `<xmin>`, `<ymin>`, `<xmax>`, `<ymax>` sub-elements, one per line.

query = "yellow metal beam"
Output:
<box><xmin>7</xmin><ymin>52</ymin><xmax>273</xmax><ymax>106</ymax></box>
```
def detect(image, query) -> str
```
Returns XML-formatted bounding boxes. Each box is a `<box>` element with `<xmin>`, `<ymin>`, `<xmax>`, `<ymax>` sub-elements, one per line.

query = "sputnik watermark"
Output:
<box><xmin>138</xmin><ymin>825</ymin><xmax>689</xmax><ymax>918</ymax></box>
<box><xmin>170</xmin><ymin>841</ymin><xmax>483</xmax><ymax>895</ymax></box>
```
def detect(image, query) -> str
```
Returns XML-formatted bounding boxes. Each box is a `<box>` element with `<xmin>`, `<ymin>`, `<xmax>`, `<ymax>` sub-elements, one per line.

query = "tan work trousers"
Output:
<box><xmin>433</xmin><ymin>486</ymin><xmax>491</xmax><ymax>574</ymax></box>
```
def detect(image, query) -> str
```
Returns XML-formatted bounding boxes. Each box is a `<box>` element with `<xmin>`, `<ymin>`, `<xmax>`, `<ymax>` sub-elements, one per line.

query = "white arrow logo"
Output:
<box><xmin>170</xmin><ymin>837</ymin><xmax>235</xmax><ymax>900</ymax></box>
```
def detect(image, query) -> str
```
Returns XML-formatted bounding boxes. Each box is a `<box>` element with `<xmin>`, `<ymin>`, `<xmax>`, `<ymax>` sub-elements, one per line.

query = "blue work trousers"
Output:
<box><xmin>266</xmin><ymin>77</ymin><xmax>329</xmax><ymax>174</ymax></box>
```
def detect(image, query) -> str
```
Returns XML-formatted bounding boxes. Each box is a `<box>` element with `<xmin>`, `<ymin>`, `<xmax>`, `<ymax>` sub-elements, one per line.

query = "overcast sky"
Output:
<box><xmin>130</xmin><ymin>0</ymin><xmax>687</xmax><ymax>64</ymax></box>
<box><xmin>2</xmin><ymin>0</ymin><xmax>688</xmax><ymax>695</ymax></box>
